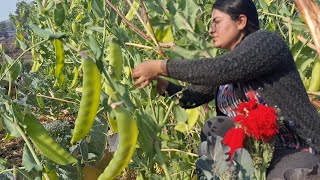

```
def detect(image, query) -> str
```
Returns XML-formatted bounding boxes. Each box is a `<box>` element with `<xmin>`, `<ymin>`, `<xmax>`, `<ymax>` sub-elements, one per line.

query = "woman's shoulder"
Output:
<box><xmin>239</xmin><ymin>30</ymin><xmax>288</xmax><ymax>51</ymax></box>
<box><xmin>245</xmin><ymin>30</ymin><xmax>284</xmax><ymax>43</ymax></box>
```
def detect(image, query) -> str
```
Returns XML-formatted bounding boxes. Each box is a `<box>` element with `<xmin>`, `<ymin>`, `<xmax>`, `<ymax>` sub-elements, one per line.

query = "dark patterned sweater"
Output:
<box><xmin>164</xmin><ymin>30</ymin><xmax>320</xmax><ymax>152</ymax></box>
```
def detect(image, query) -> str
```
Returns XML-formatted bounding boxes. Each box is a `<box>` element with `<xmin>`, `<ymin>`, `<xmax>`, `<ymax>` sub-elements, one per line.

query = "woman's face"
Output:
<box><xmin>209</xmin><ymin>9</ymin><xmax>246</xmax><ymax>50</ymax></box>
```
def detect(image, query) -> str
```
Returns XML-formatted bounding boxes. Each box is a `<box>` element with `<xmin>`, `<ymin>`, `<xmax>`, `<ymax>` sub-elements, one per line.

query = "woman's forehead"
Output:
<box><xmin>211</xmin><ymin>9</ymin><xmax>228</xmax><ymax>19</ymax></box>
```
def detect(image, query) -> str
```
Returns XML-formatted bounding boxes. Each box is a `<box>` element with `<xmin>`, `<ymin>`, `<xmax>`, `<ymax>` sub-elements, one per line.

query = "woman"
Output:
<box><xmin>132</xmin><ymin>0</ymin><xmax>320</xmax><ymax>179</ymax></box>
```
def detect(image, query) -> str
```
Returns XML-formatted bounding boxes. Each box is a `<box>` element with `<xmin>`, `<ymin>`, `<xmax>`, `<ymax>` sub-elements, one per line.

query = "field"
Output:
<box><xmin>0</xmin><ymin>0</ymin><xmax>320</xmax><ymax>179</ymax></box>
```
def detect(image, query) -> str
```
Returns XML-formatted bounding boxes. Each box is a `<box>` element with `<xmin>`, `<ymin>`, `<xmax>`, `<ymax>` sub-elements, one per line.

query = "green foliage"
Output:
<box><xmin>22</xmin><ymin>144</ymin><xmax>43</xmax><ymax>172</ymax></box>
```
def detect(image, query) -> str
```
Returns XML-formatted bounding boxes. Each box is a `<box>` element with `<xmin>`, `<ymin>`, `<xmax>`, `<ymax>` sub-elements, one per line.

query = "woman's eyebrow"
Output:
<box><xmin>212</xmin><ymin>17</ymin><xmax>222</xmax><ymax>22</ymax></box>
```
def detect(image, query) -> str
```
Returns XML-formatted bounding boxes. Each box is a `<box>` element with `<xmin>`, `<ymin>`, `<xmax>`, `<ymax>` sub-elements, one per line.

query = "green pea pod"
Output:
<box><xmin>68</xmin><ymin>66</ymin><xmax>79</xmax><ymax>89</ymax></box>
<box><xmin>107</xmin><ymin>110</ymin><xmax>118</xmax><ymax>133</ymax></box>
<box><xmin>25</xmin><ymin>114</ymin><xmax>77</xmax><ymax>165</ymax></box>
<box><xmin>308</xmin><ymin>57</ymin><xmax>320</xmax><ymax>92</ymax></box>
<box><xmin>98</xmin><ymin>105</ymin><xmax>138</xmax><ymax>180</ymax></box>
<box><xmin>71</xmin><ymin>22</ymin><xmax>77</xmax><ymax>33</ymax></box>
<box><xmin>31</xmin><ymin>36</ymin><xmax>41</xmax><ymax>73</ymax></box>
<box><xmin>125</xmin><ymin>1</ymin><xmax>139</xmax><ymax>21</ymax></box>
<box><xmin>53</xmin><ymin>3</ymin><xmax>65</xmax><ymax>26</ymax></box>
<box><xmin>71</xmin><ymin>57</ymin><xmax>101</xmax><ymax>144</ymax></box>
<box><xmin>103</xmin><ymin>80</ymin><xmax>118</xmax><ymax>102</ymax></box>
<box><xmin>106</xmin><ymin>41</ymin><xmax>123</xmax><ymax>79</ymax></box>
<box><xmin>54</xmin><ymin>39</ymin><xmax>65</xmax><ymax>86</ymax></box>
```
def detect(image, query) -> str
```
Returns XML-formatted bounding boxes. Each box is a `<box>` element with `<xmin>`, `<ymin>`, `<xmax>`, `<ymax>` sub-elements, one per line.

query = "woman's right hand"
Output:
<box><xmin>155</xmin><ymin>77</ymin><xmax>169</xmax><ymax>95</ymax></box>
<box><xmin>132</xmin><ymin>60</ymin><xmax>167</xmax><ymax>89</ymax></box>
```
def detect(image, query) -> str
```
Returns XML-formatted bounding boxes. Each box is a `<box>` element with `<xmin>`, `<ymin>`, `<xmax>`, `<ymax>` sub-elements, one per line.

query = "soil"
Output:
<box><xmin>0</xmin><ymin>130</ymin><xmax>24</xmax><ymax>167</ymax></box>
<box><xmin>0</xmin><ymin>109</ymin><xmax>75</xmax><ymax>169</ymax></box>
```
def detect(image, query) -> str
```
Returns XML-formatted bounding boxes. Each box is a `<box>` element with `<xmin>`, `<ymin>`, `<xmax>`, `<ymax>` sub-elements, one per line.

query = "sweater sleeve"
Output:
<box><xmin>165</xmin><ymin>82</ymin><xmax>216</xmax><ymax>109</ymax></box>
<box><xmin>166</xmin><ymin>30</ymin><xmax>290</xmax><ymax>86</ymax></box>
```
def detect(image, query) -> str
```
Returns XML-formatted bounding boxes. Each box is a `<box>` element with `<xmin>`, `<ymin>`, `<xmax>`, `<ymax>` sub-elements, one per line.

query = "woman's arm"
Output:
<box><xmin>167</xmin><ymin>30</ymin><xmax>294</xmax><ymax>86</ymax></box>
<box><xmin>164</xmin><ymin>82</ymin><xmax>216</xmax><ymax>108</ymax></box>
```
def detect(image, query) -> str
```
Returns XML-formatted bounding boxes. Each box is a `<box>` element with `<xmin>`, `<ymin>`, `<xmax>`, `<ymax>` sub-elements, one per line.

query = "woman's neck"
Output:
<box><xmin>229</xmin><ymin>32</ymin><xmax>247</xmax><ymax>51</ymax></box>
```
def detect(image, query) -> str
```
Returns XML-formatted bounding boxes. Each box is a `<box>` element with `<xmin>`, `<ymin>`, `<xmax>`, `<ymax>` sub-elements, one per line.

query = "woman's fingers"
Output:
<box><xmin>131</xmin><ymin>68</ymin><xmax>140</xmax><ymax>79</ymax></box>
<box><xmin>133</xmin><ymin>76</ymin><xmax>152</xmax><ymax>89</ymax></box>
<box><xmin>138</xmin><ymin>80</ymin><xmax>150</xmax><ymax>89</ymax></box>
<box><xmin>132</xmin><ymin>60</ymin><xmax>162</xmax><ymax>88</ymax></box>
<box><xmin>133</xmin><ymin>77</ymin><xmax>145</xmax><ymax>86</ymax></box>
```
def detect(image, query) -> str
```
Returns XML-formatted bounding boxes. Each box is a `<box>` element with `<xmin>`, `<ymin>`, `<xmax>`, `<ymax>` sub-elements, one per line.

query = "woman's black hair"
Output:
<box><xmin>212</xmin><ymin>0</ymin><xmax>260</xmax><ymax>34</ymax></box>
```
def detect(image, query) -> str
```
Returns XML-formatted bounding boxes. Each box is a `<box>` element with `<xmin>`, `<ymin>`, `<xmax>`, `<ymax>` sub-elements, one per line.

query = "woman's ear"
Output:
<box><xmin>237</xmin><ymin>14</ymin><xmax>247</xmax><ymax>31</ymax></box>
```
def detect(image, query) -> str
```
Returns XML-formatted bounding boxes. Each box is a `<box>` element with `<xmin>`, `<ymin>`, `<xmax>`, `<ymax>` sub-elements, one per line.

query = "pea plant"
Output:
<box><xmin>0</xmin><ymin>0</ymin><xmax>319</xmax><ymax>179</ymax></box>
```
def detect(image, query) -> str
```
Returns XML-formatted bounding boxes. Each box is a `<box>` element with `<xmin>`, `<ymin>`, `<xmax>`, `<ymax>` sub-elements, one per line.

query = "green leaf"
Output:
<box><xmin>57</xmin><ymin>165</ymin><xmax>81</xmax><ymax>180</ymax></box>
<box><xmin>195</xmin><ymin>158</ymin><xmax>215</xmax><ymax>179</ymax></box>
<box><xmin>264</xmin><ymin>0</ymin><xmax>272</xmax><ymax>5</ymax></box>
<box><xmin>53</xmin><ymin>3</ymin><xmax>65</xmax><ymax>26</ymax></box>
<box><xmin>87</xmin><ymin>117</ymin><xmax>108</xmax><ymax>162</ymax></box>
<box><xmin>3</xmin><ymin>54</ymin><xmax>22</xmax><ymax>81</ymax></box>
<box><xmin>291</xmin><ymin>18</ymin><xmax>307</xmax><ymax>32</ymax></box>
<box><xmin>173</xmin><ymin>106</ymin><xmax>188</xmax><ymax>122</ymax></box>
<box><xmin>309</xmin><ymin>58</ymin><xmax>320</xmax><ymax>92</ymax></box>
<box><xmin>0</xmin><ymin>118</ymin><xmax>2</xmax><ymax>131</ymax></box>
<box><xmin>84</xmin><ymin>35</ymin><xmax>102</xmax><ymax>61</ymax></box>
<box><xmin>1</xmin><ymin>113</ymin><xmax>21</xmax><ymax>137</ymax></box>
<box><xmin>173</xmin><ymin>46</ymin><xmax>202</xmax><ymax>59</ymax></box>
<box><xmin>174</xmin><ymin>0</ymin><xmax>200</xmax><ymax>30</ymax></box>
<box><xmin>174</xmin><ymin>122</ymin><xmax>188</xmax><ymax>133</ymax></box>
<box><xmin>298</xmin><ymin>58</ymin><xmax>313</xmax><ymax>73</ymax></box>
<box><xmin>87</xmin><ymin>25</ymin><xmax>105</xmax><ymax>33</ymax></box>
<box><xmin>11</xmin><ymin>103</ymin><xmax>25</xmax><ymax>125</ymax></box>
<box><xmin>233</xmin><ymin>148</ymin><xmax>254</xmax><ymax>179</ymax></box>
<box><xmin>29</xmin><ymin>23</ymin><xmax>67</xmax><ymax>40</ymax></box>
<box><xmin>79</xmin><ymin>140</ymin><xmax>89</xmax><ymax>161</ymax></box>
<box><xmin>22</xmin><ymin>144</ymin><xmax>43</xmax><ymax>172</ymax></box>
<box><xmin>0</xmin><ymin>158</ymin><xmax>8</xmax><ymax>170</ymax></box>
<box><xmin>279</xmin><ymin>2</ymin><xmax>291</xmax><ymax>16</ymax></box>
<box><xmin>16</xmin><ymin>38</ymin><xmax>27</xmax><ymax>51</ymax></box>
<box><xmin>173</xmin><ymin>12</ymin><xmax>194</xmax><ymax>32</ymax></box>
<box><xmin>91</xmin><ymin>0</ymin><xmax>105</xmax><ymax>18</ymax></box>
<box><xmin>135</xmin><ymin>110</ymin><xmax>158</xmax><ymax>157</ymax></box>
<box><xmin>186</xmin><ymin>108</ymin><xmax>199</xmax><ymax>128</ymax></box>
<box><xmin>196</xmin><ymin>135</ymin><xmax>232</xmax><ymax>178</ymax></box>
<box><xmin>258</xmin><ymin>0</ymin><xmax>269</xmax><ymax>12</ymax></box>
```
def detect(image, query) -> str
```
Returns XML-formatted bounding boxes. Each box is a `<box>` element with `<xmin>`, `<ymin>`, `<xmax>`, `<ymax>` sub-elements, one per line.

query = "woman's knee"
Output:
<box><xmin>267</xmin><ymin>149</ymin><xmax>320</xmax><ymax>180</ymax></box>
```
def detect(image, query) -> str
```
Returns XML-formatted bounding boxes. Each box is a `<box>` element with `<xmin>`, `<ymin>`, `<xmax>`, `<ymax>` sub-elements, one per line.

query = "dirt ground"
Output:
<box><xmin>0</xmin><ymin>130</ymin><xmax>24</xmax><ymax>167</ymax></box>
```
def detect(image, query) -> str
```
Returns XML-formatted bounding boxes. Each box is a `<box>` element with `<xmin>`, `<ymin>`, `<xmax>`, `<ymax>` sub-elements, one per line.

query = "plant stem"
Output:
<box><xmin>0</xmin><ymin>39</ymin><xmax>48</xmax><ymax>81</ymax></box>
<box><xmin>125</xmin><ymin>42</ymin><xmax>154</xmax><ymax>49</ymax></box>
<box><xmin>297</xmin><ymin>35</ymin><xmax>317</xmax><ymax>51</ymax></box>
<box><xmin>7</xmin><ymin>73</ymin><xmax>11</xmax><ymax>96</ymax></box>
<box><xmin>135</xmin><ymin>0</ymin><xmax>168</xmax><ymax>58</ymax></box>
<box><xmin>104</xmin><ymin>0</ymin><xmax>150</xmax><ymax>40</ymax></box>
<box><xmin>161</xmin><ymin>100</ymin><xmax>174</xmax><ymax>125</ymax></box>
<box><xmin>155</xmin><ymin>140</ymin><xmax>172</xmax><ymax>180</ymax></box>
<box><xmin>0</xmin><ymin>167</ymin><xmax>26</xmax><ymax>174</ymax></box>
<box><xmin>258</xmin><ymin>10</ymin><xmax>289</xmax><ymax>20</ymax></box>
<box><xmin>15</xmin><ymin>122</ymin><xmax>50</xmax><ymax>180</ymax></box>
<box><xmin>161</xmin><ymin>148</ymin><xmax>198</xmax><ymax>157</ymax></box>
<box><xmin>36</xmin><ymin>94</ymin><xmax>79</xmax><ymax>104</ymax></box>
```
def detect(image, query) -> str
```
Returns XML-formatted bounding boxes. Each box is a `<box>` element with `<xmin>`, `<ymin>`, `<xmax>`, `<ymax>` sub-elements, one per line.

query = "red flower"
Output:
<box><xmin>238</xmin><ymin>99</ymin><xmax>257</xmax><ymax>114</ymax></box>
<box><xmin>241</xmin><ymin>104</ymin><xmax>278</xmax><ymax>142</ymax></box>
<box><xmin>234</xmin><ymin>114</ymin><xmax>245</xmax><ymax>123</ymax></box>
<box><xmin>223</xmin><ymin>127</ymin><xmax>246</xmax><ymax>158</ymax></box>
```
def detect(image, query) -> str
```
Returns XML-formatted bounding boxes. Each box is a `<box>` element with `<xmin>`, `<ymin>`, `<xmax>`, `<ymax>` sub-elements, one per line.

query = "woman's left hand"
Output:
<box><xmin>132</xmin><ymin>60</ymin><xmax>167</xmax><ymax>89</ymax></box>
